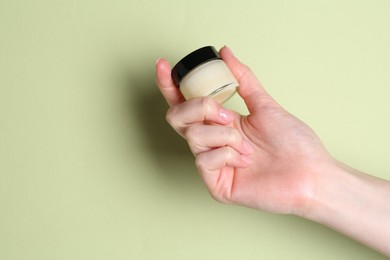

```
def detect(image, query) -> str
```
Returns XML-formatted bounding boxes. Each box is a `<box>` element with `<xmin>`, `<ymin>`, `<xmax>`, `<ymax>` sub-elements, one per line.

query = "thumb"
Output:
<box><xmin>219</xmin><ymin>46</ymin><xmax>277</xmax><ymax>113</ymax></box>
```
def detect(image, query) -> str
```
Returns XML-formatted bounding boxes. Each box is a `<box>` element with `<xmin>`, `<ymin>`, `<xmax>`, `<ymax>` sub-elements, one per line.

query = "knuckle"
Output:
<box><xmin>209</xmin><ymin>190</ymin><xmax>224</xmax><ymax>203</ymax></box>
<box><xmin>165</xmin><ymin>107</ymin><xmax>175</xmax><ymax>125</ymax></box>
<box><xmin>199</xmin><ymin>97</ymin><xmax>217</xmax><ymax>119</ymax></box>
<box><xmin>242</xmin><ymin>64</ymin><xmax>253</xmax><ymax>76</ymax></box>
<box><xmin>194</xmin><ymin>154</ymin><xmax>207</xmax><ymax>170</ymax></box>
<box><xmin>224</xmin><ymin>146</ymin><xmax>233</xmax><ymax>161</ymax></box>
<box><xmin>225</xmin><ymin>127</ymin><xmax>239</xmax><ymax>145</ymax></box>
<box><xmin>184</xmin><ymin>125</ymin><xmax>200</xmax><ymax>150</ymax></box>
<box><xmin>199</xmin><ymin>96</ymin><xmax>211</xmax><ymax>109</ymax></box>
<box><xmin>165</xmin><ymin>107</ymin><xmax>182</xmax><ymax>130</ymax></box>
<box><xmin>184</xmin><ymin>125</ymin><xmax>200</xmax><ymax>140</ymax></box>
<box><xmin>238</xmin><ymin>64</ymin><xmax>255</xmax><ymax>84</ymax></box>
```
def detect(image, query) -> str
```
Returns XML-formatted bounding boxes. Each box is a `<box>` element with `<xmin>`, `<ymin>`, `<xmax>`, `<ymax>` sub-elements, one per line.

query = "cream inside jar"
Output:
<box><xmin>171</xmin><ymin>46</ymin><xmax>239</xmax><ymax>104</ymax></box>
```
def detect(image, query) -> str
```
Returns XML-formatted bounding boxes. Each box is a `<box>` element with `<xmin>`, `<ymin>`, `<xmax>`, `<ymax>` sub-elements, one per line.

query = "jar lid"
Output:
<box><xmin>171</xmin><ymin>46</ymin><xmax>221</xmax><ymax>87</ymax></box>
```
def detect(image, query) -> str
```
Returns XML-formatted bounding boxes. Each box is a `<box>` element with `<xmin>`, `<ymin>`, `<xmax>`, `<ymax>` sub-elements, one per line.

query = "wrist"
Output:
<box><xmin>298</xmin><ymin>160</ymin><xmax>390</xmax><ymax>256</ymax></box>
<box><xmin>297</xmin><ymin>160</ymin><xmax>360</xmax><ymax>222</ymax></box>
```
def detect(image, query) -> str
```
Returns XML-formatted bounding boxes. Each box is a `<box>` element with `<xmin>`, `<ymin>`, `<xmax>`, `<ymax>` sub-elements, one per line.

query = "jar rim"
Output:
<box><xmin>171</xmin><ymin>46</ymin><xmax>221</xmax><ymax>87</ymax></box>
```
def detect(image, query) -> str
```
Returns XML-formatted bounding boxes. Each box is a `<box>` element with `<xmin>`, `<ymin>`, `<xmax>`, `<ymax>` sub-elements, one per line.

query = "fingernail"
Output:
<box><xmin>219</xmin><ymin>108</ymin><xmax>233</xmax><ymax>123</ymax></box>
<box><xmin>155</xmin><ymin>57</ymin><xmax>162</xmax><ymax>65</ymax></box>
<box><xmin>241</xmin><ymin>155</ymin><xmax>252</xmax><ymax>165</ymax></box>
<box><xmin>243</xmin><ymin>139</ymin><xmax>253</xmax><ymax>154</ymax></box>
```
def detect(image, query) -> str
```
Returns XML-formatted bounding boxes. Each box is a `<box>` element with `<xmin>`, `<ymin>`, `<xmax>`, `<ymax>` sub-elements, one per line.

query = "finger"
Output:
<box><xmin>185</xmin><ymin>124</ymin><xmax>253</xmax><ymax>156</ymax></box>
<box><xmin>195</xmin><ymin>147</ymin><xmax>252</xmax><ymax>200</ymax></box>
<box><xmin>155</xmin><ymin>58</ymin><xmax>185</xmax><ymax>107</ymax></box>
<box><xmin>166</xmin><ymin>97</ymin><xmax>235</xmax><ymax>136</ymax></box>
<box><xmin>219</xmin><ymin>46</ymin><xmax>279</xmax><ymax>113</ymax></box>
<box><xmin>196</xmin><ymin>146</ymin><xmax>252</xmax><ymax>172</ymax></box>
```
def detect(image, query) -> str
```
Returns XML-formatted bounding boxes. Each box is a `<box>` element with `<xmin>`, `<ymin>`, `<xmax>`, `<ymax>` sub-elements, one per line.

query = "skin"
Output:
<box><xmin>155</xmin><ymin>46</ymin><xmax>390</xmax><ymax>256</ymax></box>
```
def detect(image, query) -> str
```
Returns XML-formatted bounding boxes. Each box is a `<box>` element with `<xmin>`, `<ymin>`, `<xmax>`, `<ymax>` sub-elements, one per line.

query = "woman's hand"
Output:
<box><xmin>156</xmin><ymin>46</ymin><xmax>335</xmax><ymax>215</ymax></box>
<box><xmin>156</xmin><ymin>46</ymin><xmax>390</xmax><ymax>256</ymax></box>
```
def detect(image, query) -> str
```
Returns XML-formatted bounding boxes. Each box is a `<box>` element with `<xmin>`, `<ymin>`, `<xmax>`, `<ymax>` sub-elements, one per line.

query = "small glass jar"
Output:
<box><xmin>171</xmin><ymin>46</ymin><xmax>239</xmax><ymax>104</ymax></box>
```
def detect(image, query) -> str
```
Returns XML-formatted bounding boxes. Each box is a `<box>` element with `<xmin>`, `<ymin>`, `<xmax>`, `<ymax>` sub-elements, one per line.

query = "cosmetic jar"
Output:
<box><xmin>171</xmin><ymin>46</ymin><xmax>239</xmax><ymax>103</ymax></box>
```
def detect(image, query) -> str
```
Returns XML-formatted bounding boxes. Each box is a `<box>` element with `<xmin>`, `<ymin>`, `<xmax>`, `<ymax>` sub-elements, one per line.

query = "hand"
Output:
<box><xmin>156</xmin><ymin>46</ymin><xmax>390</xmax><ymax>256</ymax></box>
<box><xmin>155</xmin><ymin>46</ymin><xmax>335</xmax><ymax>215</ymax></box>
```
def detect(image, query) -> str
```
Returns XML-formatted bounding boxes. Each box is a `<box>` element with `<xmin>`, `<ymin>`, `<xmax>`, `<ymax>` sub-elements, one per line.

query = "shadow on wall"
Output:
<box><xmin>128</xmin><ymin>65</ymin><xmax>198</xmax><ymax>182</ymax></box>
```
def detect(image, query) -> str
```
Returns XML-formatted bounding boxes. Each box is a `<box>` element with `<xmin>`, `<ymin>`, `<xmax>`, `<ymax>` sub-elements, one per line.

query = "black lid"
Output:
<box><xmin>171</xmin><ymin>46</ymin><xmax>221</xmax><ymax>87</ymax></box>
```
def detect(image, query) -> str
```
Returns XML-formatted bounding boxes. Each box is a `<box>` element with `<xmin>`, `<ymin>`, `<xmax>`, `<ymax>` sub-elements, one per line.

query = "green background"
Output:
<box><xmin>1</xmin><ymin>0</ymin><xmax>389</xmax><ymax>259</ymax></box>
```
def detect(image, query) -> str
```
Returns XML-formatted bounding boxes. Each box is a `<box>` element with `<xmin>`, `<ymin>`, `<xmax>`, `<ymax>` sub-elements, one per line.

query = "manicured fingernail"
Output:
<box><xmin>243</xmin><ymin>139</ymin><xmax>253</xmax><ymax>154</ymax></box>
<box><xmin>219</xmin><ymin>108</ymin><xmax>233</xmax><ymax>123</ymax></box>
<box><xmin>241</xmin><ymin>155</ymin><xmax>252</xmax><ymax>165</ymax></box>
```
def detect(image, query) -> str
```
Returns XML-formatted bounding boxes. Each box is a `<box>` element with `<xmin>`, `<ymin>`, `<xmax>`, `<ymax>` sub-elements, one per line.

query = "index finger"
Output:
<box><xmin>155</xmin><ymin>58</ymin><xmax>185</xmax><ymax>107</ymax></box>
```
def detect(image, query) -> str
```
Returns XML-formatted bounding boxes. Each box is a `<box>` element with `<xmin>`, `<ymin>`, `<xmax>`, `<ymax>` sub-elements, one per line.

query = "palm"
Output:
<box><xmin>215</xmin><ymin>104</ymin><xmax>330</xmax><ymax>214</ymax></box>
